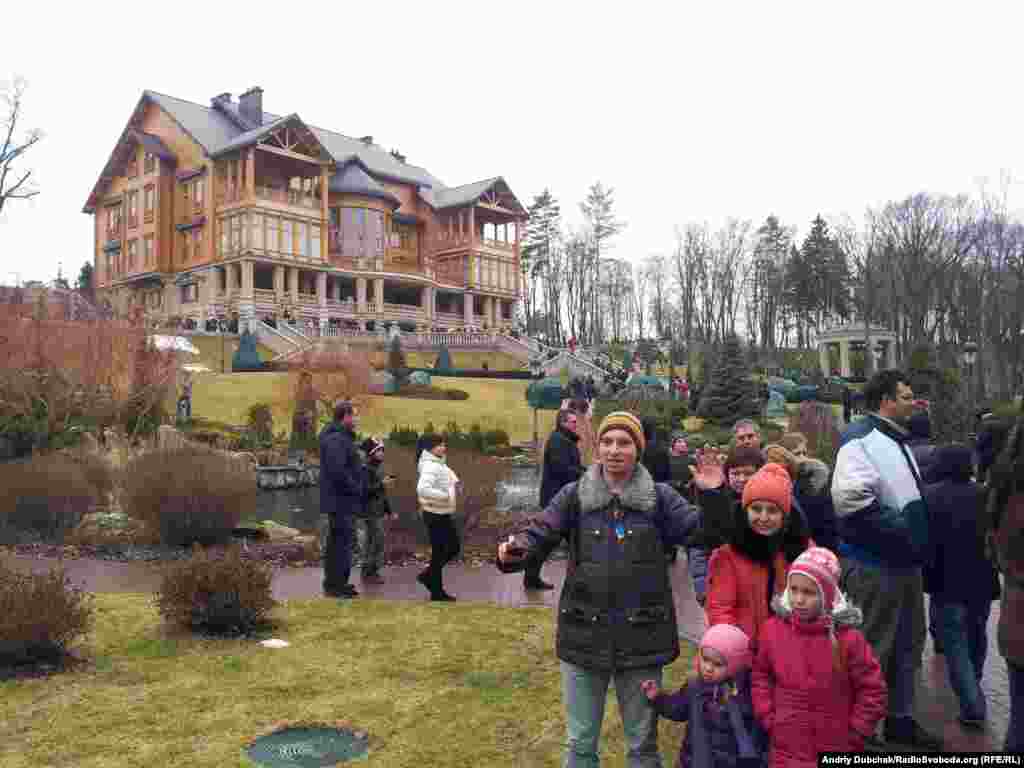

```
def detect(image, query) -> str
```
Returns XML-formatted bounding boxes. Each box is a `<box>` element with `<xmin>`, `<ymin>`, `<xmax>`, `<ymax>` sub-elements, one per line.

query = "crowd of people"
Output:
<box><xmin>316</xmin><ymin>367</ymin><xmax>1024</xmax><ymax>765</ymax></box>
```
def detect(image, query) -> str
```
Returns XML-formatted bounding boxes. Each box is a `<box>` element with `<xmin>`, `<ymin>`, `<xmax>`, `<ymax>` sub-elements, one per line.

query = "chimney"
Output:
<box><xmin>390</xmin><ymin>149</ymin><xmax>406</xmax><ymax>164</ymax></box>
<box><xmin>211</xmin><ymin>92</ymin><xmax>232</xmax><ymax>107</ymax></box>
<box><xmin>360</xmin><ymin>135</ymin><xmax>374</xmax><ymax>146</ymax></box>
<box><xmin>239</xmin><ymin>86</ymin><xmax>264</xmax><ymax>127</ymax></box>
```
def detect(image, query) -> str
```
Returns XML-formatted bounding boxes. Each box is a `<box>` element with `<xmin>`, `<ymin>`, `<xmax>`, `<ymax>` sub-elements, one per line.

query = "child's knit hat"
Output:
<box><xmin>788</xmin><ymin>546</ymin><xmax>841</xmax><ymax>613</ymax></box>
<box><xmin>700</xmin><ymin>624</ymin><xmax>752</xmax><ymax>679</ymax></box>
<box><xmin>741</xmin><ymin>463</ymin><xmax>793</xmax><ymax>516</ymax></box>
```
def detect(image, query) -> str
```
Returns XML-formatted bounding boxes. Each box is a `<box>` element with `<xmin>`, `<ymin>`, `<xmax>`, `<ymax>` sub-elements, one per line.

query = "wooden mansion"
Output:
<box><xmin>83</xmin><ymin>86</ymin><xmax>526</xmax><ymax>334</ymax></box>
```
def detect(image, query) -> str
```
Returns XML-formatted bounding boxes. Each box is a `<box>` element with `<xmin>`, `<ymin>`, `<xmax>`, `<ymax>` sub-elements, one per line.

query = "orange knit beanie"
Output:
<box><xmin>741</xmin><ymin>462</ymin><xmax>793</xmax><ymax>516</ymax></box>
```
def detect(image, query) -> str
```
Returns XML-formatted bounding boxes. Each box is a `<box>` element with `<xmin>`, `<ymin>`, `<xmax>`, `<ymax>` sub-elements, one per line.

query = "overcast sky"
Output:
<box><xmin>3</xmin><ymin>1</ymin><xmax>1023</xmax><ymax>286</ymax></box>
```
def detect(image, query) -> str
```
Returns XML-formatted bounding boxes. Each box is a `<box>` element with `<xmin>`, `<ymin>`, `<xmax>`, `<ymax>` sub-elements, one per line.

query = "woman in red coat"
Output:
<box><xmin>704</xmin><ymin>463</ymin><xmax>812</xmax><ymax>650</ymax></box>
<box><xmin>753</xmin><ymin>547</ymin><xmax>887</xmax><ymax>767</ymax></box>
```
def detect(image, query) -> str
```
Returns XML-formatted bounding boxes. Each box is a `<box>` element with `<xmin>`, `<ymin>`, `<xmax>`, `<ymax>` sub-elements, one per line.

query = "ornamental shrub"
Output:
<box><xmin>0</xmin><ymin>563</ymin><xmax>94</xmax><ymax>664</ymax></box>
<box><xmin>0</xmin><ymin>451</ymin><xmax>107</xmax><ymax>543</ymax></box>
<box><xmin>246</xmin><ymin>403</ymin><xmax>274</xmax><ymax>445</ymax></box>
<box><xmin>155</xmin><ymin>544</ymin><xmax>276</xmax><ymax>634</ymax></box>
<box><xmin>120</xmin><ymin>444</ymin><xmax>256</xmax><ymax>547</ymax></box>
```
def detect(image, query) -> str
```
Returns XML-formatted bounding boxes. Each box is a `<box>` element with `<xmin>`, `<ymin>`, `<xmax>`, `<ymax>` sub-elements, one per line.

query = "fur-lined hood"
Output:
<box><xmin>795</xmin><ymin>458</ymin><xmax>831</xmax><ymax>496</ymax></box>
<box><xmin>577</xmin><ymin>463</ymin><xmax>657</xmax><ymax>515</ymax></box>
<box><xmin>771</xmin><ymin>589</ymin><xmax>863</xmax><ymax>629</ymax></box>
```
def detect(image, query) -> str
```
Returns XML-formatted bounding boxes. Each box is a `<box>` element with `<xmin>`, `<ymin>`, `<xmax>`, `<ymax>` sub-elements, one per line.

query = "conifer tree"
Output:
<box><xmin>697</xmin><ymin>334</ymin><xmax>761</xmax><ymax>424</ymax></box>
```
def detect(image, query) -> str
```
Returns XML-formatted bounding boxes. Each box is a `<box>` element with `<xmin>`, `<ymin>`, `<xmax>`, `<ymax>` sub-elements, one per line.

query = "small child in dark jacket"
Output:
<box><xmin>924</xmin><ymin>443</ymin><xmax>1001</xmax><ymax>728</ymax></box>
<box><xmin>642</xmin><ymin>624</ymin><xmax>767</xmax><ymax>768</ymax></box>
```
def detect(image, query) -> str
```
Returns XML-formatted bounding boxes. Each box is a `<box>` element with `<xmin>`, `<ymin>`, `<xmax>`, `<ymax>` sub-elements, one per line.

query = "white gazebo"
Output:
<box><xmin>817</xmin><ymin>323</ymin><xmax>898</xmax><ymax>377</ymax></box>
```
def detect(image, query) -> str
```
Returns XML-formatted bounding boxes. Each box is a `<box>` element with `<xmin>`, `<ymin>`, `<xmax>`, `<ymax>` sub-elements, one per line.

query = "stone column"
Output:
<box><xmin>839</xmin><ymin>340</ymin><xmax>851</xmax><ymax>378</ymax></box>
<box><xmin>887</xmin><ymin>339</ymin><xmax>898</xmax><ymax>369</ymax></box>
<box><xmin>464</xmin><ymin>292</ymin><xmax>474</xmax><ymax>326</ymax></box>
<box><xmin>483</xmin><ymin>296</ymin><xmax>493</xmax><ymax>327</ymax></box>
<box><xmin>274</xmin><ymin>265</ymin><xmax>284</xmax><ymax>304</ymax></box>
<box><xmin>356</xmin><ymin>277</ymin><xmax>367</xmax><ymax>313</ymax></box>
<box><xmin>316</xmin><ymin>271</ymin><xmax>327</xmax><ymax>308</ymax></box>
<box><xmin>290</xmin><ymin>267</ymin><xmax>299</xmax><ymax>305</ymax></box>
<box><xmin>224</xmin><ymin>265</ymin><xmax>234</xmax><ymax>301</ymax></box>
<box><xmin>819</xmin><ymin>342</ymin><xmax>830</xmax><ymax>378</ymax></box>
<box><xmin>374</xmin><ymin>278</ymin><xmax>384</xmax><ymax>313</ymax></box>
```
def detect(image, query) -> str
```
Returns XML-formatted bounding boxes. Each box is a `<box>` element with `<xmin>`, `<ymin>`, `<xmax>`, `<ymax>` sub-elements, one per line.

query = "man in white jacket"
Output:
<box><xmin>416</xmin><ymin>433</ymin><xmax>461</xmax><ymax>601</ymax></box>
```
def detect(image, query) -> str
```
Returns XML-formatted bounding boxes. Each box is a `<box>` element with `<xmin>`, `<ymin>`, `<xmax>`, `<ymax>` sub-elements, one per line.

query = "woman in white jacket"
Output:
<box><xmin>416</xmin><ymin>433</ymin><xmax>461</xmax><ymax>601</ymax></box>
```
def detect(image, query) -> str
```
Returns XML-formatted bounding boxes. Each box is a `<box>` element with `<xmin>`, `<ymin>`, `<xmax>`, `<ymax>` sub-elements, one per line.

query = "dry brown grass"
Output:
<box><xmin>0</xmin><ymin>593</ymin><xmax>694</xmax><ymax>767</ymax></box>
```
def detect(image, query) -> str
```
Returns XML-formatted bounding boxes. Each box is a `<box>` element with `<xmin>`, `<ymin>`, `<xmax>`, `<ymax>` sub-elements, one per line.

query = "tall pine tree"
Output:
<box><xmin>520</xmin><ymin>189</ymin><xmax>561</xmax><ymax>336</ymax></box>
<box><xmin>697</xmin><ymin>334</ymin><xmax>761</xmax><ymax>425</ymax></box>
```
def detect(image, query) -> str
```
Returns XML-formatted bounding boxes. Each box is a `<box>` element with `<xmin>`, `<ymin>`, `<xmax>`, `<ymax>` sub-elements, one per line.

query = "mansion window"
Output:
<box><xmin>180</xmin><ymin>284</ymin><xmax>198</xmax><ymax>304</ymax></box>
<box><xmin>144</xmin><ymin>152</ymin><xmax>156</xmax><ymax>174</ymax></box>
<box><xmin>127</xmin><ymin>239</ymin><xmax>138</xmax><ymax>272</ymax></box>
<box><xmin>144</xmin><ymin>235</ymin><xmax>154</xmax><ymax>268</ymax></box>
<box><xmin>390</xmin><ymin>221</ymin><xmax>415</xmax><ymax>250</ymax></box>
<box><xmin>331</xmin><ymin>207</ymin><xmax>384</xmax><ymax>259</ymax></box>
<box><xmin>182</xmin><ymin>177</ymin><xmax>204</xmax><ymax>212</ymax></box>
<box><xmin>144</xmin><ymin>185</ymin><xmax>155</xmax><ymax>222</ymax></box>
<box><xmin>106</xmin><ymin>205</ymin><xmax>122</xmax><ymax>235</ymax></box>
<box><xmin>127</xmin><ymin>191</ymin><xmax>139</xmax><ymax>228</ymax></box>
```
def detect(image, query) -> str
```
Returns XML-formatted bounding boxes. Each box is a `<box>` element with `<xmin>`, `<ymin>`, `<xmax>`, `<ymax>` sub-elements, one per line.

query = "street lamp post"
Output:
<box><xmin>962</xmin><ymin>340</ymin><xmax>978</xmax><ymax>435</ymax></box>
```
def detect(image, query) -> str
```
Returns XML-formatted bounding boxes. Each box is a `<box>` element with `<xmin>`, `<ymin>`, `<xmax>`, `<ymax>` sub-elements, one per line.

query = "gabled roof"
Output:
<box><xmin>429</xmin><ymin>176</ymin><xmax>527</xmax><ymax>216</ymax></box>
<box><xmin>85</xmin><ymin>89</ymin><xmax>526</xmax><ymax>218</ymax></box>
<box><xmin>210</xmin><ymin>113</ymin><xmax>332</xmax><ymax>162</ymax></box>
<box><xmin>327</xmin><ymin>158</ymin><xmax>401</xmax><ymax>209</ymax></box>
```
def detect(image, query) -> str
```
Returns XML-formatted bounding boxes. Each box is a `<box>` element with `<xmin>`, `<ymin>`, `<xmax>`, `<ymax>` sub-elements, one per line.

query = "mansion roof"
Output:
<box><xmin>84</xmin><ymin>89</ymin><xmax>527</xmax><ymax>217</ymax></box>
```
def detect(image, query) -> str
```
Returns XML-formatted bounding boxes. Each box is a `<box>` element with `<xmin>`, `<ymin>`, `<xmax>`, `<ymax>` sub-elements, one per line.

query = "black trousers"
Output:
<box><xmin>524</xmin><ymin>553</ymin><xmax>547</xmax><ymax>583</ymax></box>
<box><xmin>323</xmin><ymin>513</ymin><xmax>354</xmax><ymax>591</ymax></box>
<box><xmin>422</xmin><ymin>511</ymin><xmax>460</xmax><ymax>592</ymax></box>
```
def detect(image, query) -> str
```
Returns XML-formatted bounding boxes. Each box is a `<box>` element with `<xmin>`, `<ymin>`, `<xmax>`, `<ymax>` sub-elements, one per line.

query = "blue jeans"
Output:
<box><xmin>1008</xmin><ymin>663</ymin><xmax>1024</xmax><ymax>752</ymax></box>
<box><xmin>935</xmin><ymin>599</ymin><xmax>990</xmax><ymax>720</ymax></box>
<box><xmin>322</xmin><ymin>514</ymin><xmax>353</xmax><ymax>591</ymax></box>
<box><xmin>560</xmin><ymin>661</ymin><xmax>663</xmax><ymax>768</ymax></box>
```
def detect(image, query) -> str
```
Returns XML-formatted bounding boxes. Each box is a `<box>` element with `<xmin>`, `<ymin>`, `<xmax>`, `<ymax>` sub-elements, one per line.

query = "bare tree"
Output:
<box><xmin>0</xmin><ymin>76</ymin><xmax>43</xmax><ymax>215</ymax></box>
<box><xmin>672</xmin><ymin>224</ymin><xmax>709</xmax><ymax>374</ymax></box>
<box><xmin>644</xmin><ymin>254</ymin><xmax>670</xmax><ymax>338</ymax></box>
<box><xmin>632</xmin><ymin>260</ymin><xmax>649</xmax><ymax>339</ymax></box>
<box><xmin>834</xmin><ymin>211</ymin><xmax>888</xmax><ymax>376</ymax></box>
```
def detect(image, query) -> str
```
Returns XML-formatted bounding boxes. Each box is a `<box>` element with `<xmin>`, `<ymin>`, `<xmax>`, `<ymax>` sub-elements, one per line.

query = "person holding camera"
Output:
<box><xmin>497</xmin><ymin>411</ymin><xmax>699</xmax><ymax>766</ymax></box>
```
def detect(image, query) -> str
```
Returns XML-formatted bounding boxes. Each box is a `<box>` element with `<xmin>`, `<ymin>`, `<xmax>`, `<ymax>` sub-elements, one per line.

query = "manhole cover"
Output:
<box><xmin>245</xmin><ymin>725</ymin><xmax>369</xmax><ymax>766</ymax></box>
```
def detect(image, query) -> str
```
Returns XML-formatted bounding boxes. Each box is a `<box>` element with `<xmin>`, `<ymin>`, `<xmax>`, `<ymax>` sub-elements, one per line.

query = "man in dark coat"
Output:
<box><xmin>641</xmin><ymin>417</ymin><xmax>671</xmax><ymax>484</ymax></box>
<box><xmin>319</xmin><ymin>401</ymin><xmax>366</xmax><ymax>598</ymax></box>
<box><xmin>530</xmin><ymin>409</ymin><xmax>584</xmax><ymax>590</ymax></box>
<box><xmin>924</xmin><ymin>443</ymin><xmax>1001</xmax><ymax>727</ymax></box>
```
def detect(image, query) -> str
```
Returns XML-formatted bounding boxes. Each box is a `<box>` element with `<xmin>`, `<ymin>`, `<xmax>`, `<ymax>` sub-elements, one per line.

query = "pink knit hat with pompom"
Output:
<box><xmin>788</xmin><ymin>546</ymin><xmax>841</xmax><ymax>613</ymax></box>
<box><xmin>700</xmin><ymin>624</ymin><xmax>752</xmax><ymax>679</ymax></box>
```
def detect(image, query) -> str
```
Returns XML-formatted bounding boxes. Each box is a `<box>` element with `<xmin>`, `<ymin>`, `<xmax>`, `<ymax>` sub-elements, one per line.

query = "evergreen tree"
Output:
<box><xmin>520</xmin><ymin>189</ymin><xmax>561</xmax><ymax>336</ymax></box>
<box><xmin>232</xmin><ymin>329</ymin><xmax>263</xmax><ymax>371</ymax></box>
<box><xmin>434</xmin><ymin>345</ymin><xmax>453</xmax><ymax>370</ymax></box>
<box><xmin>749</xmin><ymin>216</ymin><xmax>790</xmax><ymax>349</ymax></box>
<box><xmin>697</xmin><ymin>334</ymin><xmax>761</xmax><ymax>425</ymax></box>
<box><xmin>76</xmin><ymin>261</ymin><xmax>94</xmax><ymax>304</ymax></box>
<box><xmin>580</xmin><ymin>182</ymin><xmax>625</xmax><ymax>343</ymax></box>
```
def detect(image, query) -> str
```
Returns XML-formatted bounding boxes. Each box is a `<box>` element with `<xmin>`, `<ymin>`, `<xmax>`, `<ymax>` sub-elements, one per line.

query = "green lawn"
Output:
<box><xmin>0</xmin><ymin>594</ymin><xmax>694</xmax><ymax>768</ymax></box>
<box><xmin>193</xmin><ymin>373</ymin><xmax>556</xmax><ymax>444</ymax></box>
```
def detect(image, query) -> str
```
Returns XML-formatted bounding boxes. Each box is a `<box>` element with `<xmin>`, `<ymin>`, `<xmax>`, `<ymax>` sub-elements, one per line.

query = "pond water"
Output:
<box><xmin>249</xmin><ymin>465</ymin><xmax>542</xmax><ymax>531</ymax></box>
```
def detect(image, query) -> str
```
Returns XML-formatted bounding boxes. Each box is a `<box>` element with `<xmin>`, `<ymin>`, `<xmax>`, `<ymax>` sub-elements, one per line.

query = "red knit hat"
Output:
<box><xmin>789</xmin><ymin>546</ymin><xmax>841</xmax><ymax>612</ymax></box>
<box><xmin>741</xmin><ymin>463</ymin><xmax>793</xmax><ymax>516</ymax></box>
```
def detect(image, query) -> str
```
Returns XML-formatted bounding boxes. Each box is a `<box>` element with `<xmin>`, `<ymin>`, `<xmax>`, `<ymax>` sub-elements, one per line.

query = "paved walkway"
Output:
<box><xmin>2</xmin><ymin>552</ymin><xmax>1008</xmax><ymax>752</ymax></box>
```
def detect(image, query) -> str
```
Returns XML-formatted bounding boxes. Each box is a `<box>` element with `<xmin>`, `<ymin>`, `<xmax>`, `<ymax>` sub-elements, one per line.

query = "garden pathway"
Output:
<box><xmin>1</xmin><ymin>551</ymin><xmax>1008</xmax><ymax>752</ymax></box>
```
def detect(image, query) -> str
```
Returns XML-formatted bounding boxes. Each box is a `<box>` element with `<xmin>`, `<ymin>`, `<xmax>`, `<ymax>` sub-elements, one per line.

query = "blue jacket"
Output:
<box><xmin>922</xmin><ymin>444</ymin><xmax>1000</xmax><ymax>602</ymax></box>
<box><xmin>650</xmin><ymin>670</ymin><xmax>766</xmax><ymax>768</ymax></box>
<box><xmin>831</xmin><ymin>414</ymin><xmax>929</xmax><ymax>567</ymax></box>
<box><xmin>318</xmin><ymin>422</ymin><xmax>365</xmax><ymax>518</ymax></box>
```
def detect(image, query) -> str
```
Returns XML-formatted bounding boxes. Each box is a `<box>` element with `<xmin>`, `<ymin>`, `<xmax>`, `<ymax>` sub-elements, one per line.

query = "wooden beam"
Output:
<box><xmin>256</xmin><ymin>143</ymin><xmax>323</xmax><ymax>165</ymax></box>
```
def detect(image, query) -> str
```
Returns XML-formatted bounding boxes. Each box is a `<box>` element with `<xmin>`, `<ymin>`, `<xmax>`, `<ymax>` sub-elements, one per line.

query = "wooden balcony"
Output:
<box><xmin>255</xmin><ymin>185</ymin><xmax>319</xmax><ymax>209</ymax></box>
<box><xmin>143</xmin><ymin>209</ymin><xmax>154</xmax><ymax>224</ymax></box>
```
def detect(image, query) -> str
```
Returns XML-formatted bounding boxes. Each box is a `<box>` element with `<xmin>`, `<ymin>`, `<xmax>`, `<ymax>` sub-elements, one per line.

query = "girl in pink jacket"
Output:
<box><xmin>752</xmin><ymin>547</ymin><xmax>887</xmax><ymax>768</ymax></box>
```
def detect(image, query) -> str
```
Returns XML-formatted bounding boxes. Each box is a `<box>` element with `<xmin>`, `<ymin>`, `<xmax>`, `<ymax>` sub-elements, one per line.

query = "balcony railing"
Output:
<box><xmin>255</xmin><ymin>185</ymin><xmax>319</xmax><ymax>209</ymax></box>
